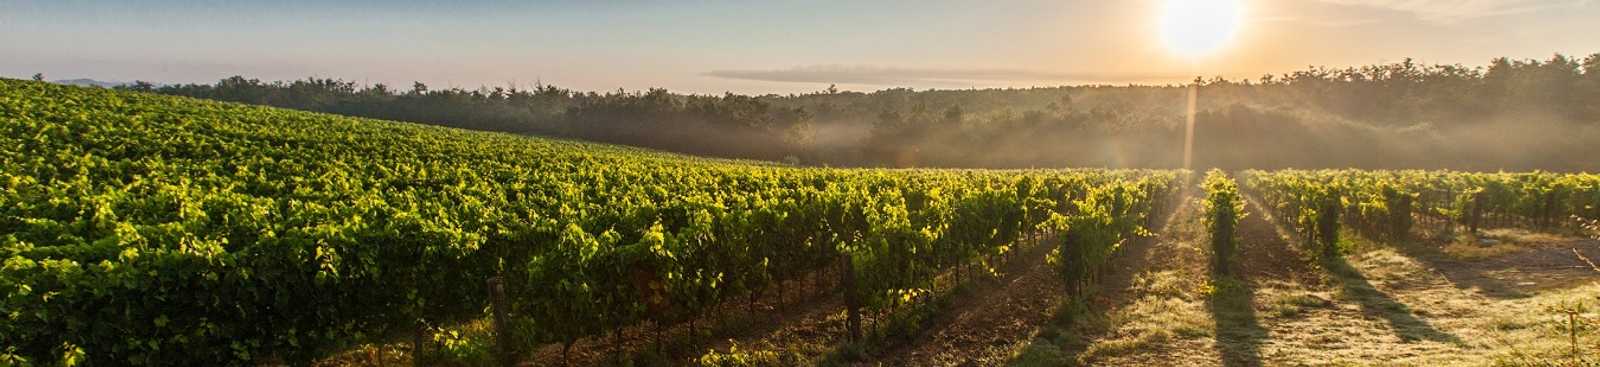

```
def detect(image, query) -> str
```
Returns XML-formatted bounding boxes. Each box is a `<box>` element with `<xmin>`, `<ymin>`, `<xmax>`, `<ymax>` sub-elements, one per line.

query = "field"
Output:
<box><xmin>4</xmin><ymin>80</ymin><xmax>1599</xmax><ymax>366</ymax></box>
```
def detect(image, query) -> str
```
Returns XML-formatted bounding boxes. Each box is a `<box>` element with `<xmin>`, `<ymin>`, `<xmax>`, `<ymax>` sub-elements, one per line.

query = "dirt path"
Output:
<box><xmin>517</xmin><ymin>264</ymin><xmax>852</xmax><ymax>366</ymax></box>
<box><xmin>690</xmin><ymin>229</ymin><xmax>1068</xmax><ymax>366</ymax></box>
<box><xmin>1231</xmin><ymin>193</ymin><xmax>1599</xmax><ymax>365</ymax></box>
<box><xmin>857</xmin><ymin>236</ymin><xmax>1066</xmax><ymax>366</ymax></box>
<box><xmin>531</xmin><ymin>228</ymin><xmax>1090</xmax><ymax>365</ymax></box>
<box><xmin>1025</xmin><ymin>189</ymin><xmax>1223</xmax><ymax>366</ymax></box>
<box><xmin>1089</xmin><ymin>188</ymin><xmax>1202</xmax><ymax>318</ymax></box>
<box><xmin>695</xmin><ymin>282</ymin><xmax>855</xmax><ymax>366</ymax></box>
<box><xmin>831</xmin><ymin>188</ymin><xmax>1192</xmax><ymax>367</ymax></box>
<box><xmin>1024</xmin><ymin>188</ymin><xmax>1600</xmax><ymax>367</ymax></box>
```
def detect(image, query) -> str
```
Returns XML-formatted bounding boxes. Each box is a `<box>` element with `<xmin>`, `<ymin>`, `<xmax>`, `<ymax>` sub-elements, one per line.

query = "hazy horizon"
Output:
<box><xmin>5</xmin><ymin>0</ymin><xmax>1598</xmax><ymax>94</ymax></box>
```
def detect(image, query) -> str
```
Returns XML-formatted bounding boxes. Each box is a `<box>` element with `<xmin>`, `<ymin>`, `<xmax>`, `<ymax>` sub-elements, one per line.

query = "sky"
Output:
<box><xmin>2</xmin><ymin>0</ymin><xmax>1597</xmax><ymax>95</ymax></box>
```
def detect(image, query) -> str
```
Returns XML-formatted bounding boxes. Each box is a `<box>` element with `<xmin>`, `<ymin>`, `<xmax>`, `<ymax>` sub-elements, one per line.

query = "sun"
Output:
<box><xmin>1159</xmin><ymin>0</ymin><xmax>1245</xmax><ymax>59</ymax></box>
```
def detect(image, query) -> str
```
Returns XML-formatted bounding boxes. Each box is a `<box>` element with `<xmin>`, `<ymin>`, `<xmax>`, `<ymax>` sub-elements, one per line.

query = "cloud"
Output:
<box><xmin>704</xmin><ymin>65</ymin><xmax>1188</xmax><ymax>86</ymax></box>
<box><xmin>1314</xmin><ymin>0</ymin><xmax>1592</xmax><ymax>23</ymax></box>
<box><xmin>1256</xmin><ymin>15</ymin><xmax>1378</xmax><ymax>28</ymax></box>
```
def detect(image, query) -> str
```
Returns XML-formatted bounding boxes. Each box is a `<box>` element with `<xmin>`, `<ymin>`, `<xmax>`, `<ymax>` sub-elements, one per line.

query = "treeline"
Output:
<box><xmin>122</xmin><ymin>53</ymin><xmax>1600</xmax><ymax>170</ymax></box>
<box><xmin>124</xmin><ymin>78</ymin><xmax>813</xmax><ymax>162</ymax></box>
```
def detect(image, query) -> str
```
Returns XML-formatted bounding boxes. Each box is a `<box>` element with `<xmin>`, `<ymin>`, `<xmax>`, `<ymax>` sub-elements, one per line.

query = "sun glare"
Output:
<box><xmin>1159</xmin><ymin>0</ymin><xmax>1245</xmax><ymax>59</ymax></box>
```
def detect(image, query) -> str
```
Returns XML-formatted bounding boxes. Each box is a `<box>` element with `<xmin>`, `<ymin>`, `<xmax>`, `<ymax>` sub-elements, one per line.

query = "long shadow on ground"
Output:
<box><xmin>1211</xmin><ymin>216</ymin><xmax>1275</xmax><ymax>367</ymax></box>
<box><xmin>1321</xmin><ymin>256</ymin><xmax>1462</xmax><ymax>344</ymax></box>
<box><xmin>1243</xmin><ymin>192</ymin><xmax>1460</xmax><ymax>345</ymax></box>
<box><xmin>1381</xmin><ymin>224</ymin><xmax>1531</xmax><ymax>299</ymax></box>
<box><xmin>1208</xmin><ymin>274</ymin><xmax>1265</xmax><ymax>367</ymax></box>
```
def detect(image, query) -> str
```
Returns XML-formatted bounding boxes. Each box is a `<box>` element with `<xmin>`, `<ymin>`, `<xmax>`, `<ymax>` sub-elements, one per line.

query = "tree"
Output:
<box><xmin>32</xmin><ymin>73</ymin><xmax>43</xmax><ymax>82</ymax></box>
<box><xmin>121</xmin><ymin>53</ymin><xmax>1600</xmax><ymax>170</ymax></box>
<box><xmin>942</xmin><ymin>105</ymin><xmax>964</xmax><ymax>125</ymax></box>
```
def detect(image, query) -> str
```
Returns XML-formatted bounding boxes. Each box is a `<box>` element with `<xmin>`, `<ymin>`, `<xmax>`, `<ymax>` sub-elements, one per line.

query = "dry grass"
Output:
<box><xmin>1440</xmin><ymin>228</ymin><xmax>1576</xmax><ymax>261</ymax></box>
<box><xmin>1011</xmin><ymin>193</ymin><xmax>1600</xmax><ymax>367</ymax></box>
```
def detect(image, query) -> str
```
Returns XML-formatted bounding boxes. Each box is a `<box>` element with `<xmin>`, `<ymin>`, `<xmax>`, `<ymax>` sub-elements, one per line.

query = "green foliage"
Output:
<box><xmin>1202</xmin><ymin>170</ymin><xmax>1244</xmax><ymax>274</ymax></box>
<box><xmin>0</xmin><ymin>79</ymin><xmax>1183</xmax><ymax>365</ymax></box>
<box><xmin>1379</xmin><ymin>185</ymin><xmax>1415</xmax><ymax>241</ymax></box>
<box><xmin>1244</xmin><ymin>169</ymin><xmax>1600</xmax><ymax>257</ymax></box>
<box><xmin>1051</xmin><ymin>172</ymin><xmax>1181</xmax><ymax>298</ymax></box>
<box><xmin>696</xmin><ymin>341</ymin><xmax>781</xmax><ymax>367</ymax></box>
<box><xmin>1243</xmin><ymin>170</ymin><xmax>1346</xmax><ymax>257</ymax></box>
<box><xmin>427</xmin><ymin>327</ymin><xmax>494</xmax><ymax>366</ymax></box>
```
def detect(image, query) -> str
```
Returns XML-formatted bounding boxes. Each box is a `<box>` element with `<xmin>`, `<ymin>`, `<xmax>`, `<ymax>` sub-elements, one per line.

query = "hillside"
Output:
<box><xmin>13</xmin><ymin>1</ymin><xmax>1600</xmax><ymax>365</ymax></box>
<box><xmin>0</xmin><ymin>79</ymin><xmax>1176</xmax><ymax>365</ymax></box>
<box><xmin>6</xmin><ymin>80</ymin><xmax>1598</xmax><ymax>367</ymax></box>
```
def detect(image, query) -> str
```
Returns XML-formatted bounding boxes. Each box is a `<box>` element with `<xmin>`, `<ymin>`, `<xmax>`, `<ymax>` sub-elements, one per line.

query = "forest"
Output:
<box><xmin>125</xmin><ymin>54</ymin><xmax>1600</xmax><ymax>171</ymax></box>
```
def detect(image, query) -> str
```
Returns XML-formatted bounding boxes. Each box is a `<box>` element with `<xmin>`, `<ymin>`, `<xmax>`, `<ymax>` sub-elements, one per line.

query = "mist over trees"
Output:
<box><xmin>122</xmin><ymin>53</ymin><xmax>1600</xmax><ymax>171</ymax></box>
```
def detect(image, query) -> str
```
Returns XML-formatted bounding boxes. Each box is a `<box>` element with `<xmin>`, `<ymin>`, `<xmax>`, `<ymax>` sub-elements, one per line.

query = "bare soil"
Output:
<box><xmin>315</xmin><ymin>190</ymin><xmax>1600</xmax><ymax>367</ymax></box>
<box><xmin>856</xmin><ymin>236</ymin><xmax>1066</xmax><ymax>366</ymax></box>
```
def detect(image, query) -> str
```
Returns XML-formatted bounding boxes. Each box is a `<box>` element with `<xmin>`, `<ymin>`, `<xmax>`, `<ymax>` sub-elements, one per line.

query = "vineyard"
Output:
<box><xmin>1243</xmin><ymin>169</ymin><xmax>1600</xmax><ymax>256</ymax></box>
<box><xmin>4</xmin><ymin>79</ymin><xmax>1600</xmax><ymax>366</ymax></box>
<box><xmin>0</xmin><ymin>80</ymin><xmax>1183</xmax><ymax>365</ymax></box>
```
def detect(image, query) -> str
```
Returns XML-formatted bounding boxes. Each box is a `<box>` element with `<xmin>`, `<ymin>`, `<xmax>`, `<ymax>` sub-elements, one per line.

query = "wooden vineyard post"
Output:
<box><xmin>1542</xmin><ymin>191</ymin><xmax>1558</xmax><ymax>229</ymax></box>
<box><xmin>413</xmin><ymin>323</ymin><xmax>426</xmax><ymax>367</ymax></box>
<box><xmin>842</xmin><ymin>255</ymin><xmax>861</xmax><ymax>342</ymax></box>
<box><xmin>1469</xmin><ymin>192</ymin><xmax>1484</xmax><ymax>236</ymax></box>
<box><xmin>488</xmin><ymin>276</ymin><xmax>515</xmax><ymax>367</ymax></box>
<box><xmin>1064</xmin><ymin>232</ymin><xmax>1081</xmax><ymax>299</ymax></box>
<box><xmin>1391</xmin><ymin>192</ymin><xmax>1412</xmax><ymax>242</ymax></box>
<box><xmin>1318</xmin><ymin>194</ymin><xmax>1341</xmax><ymax>258</ymax></box>
<box><xmin>1447</xmin><ymin>189</ymin><xmax>1457</xmax><ymax>232</ymax></box>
